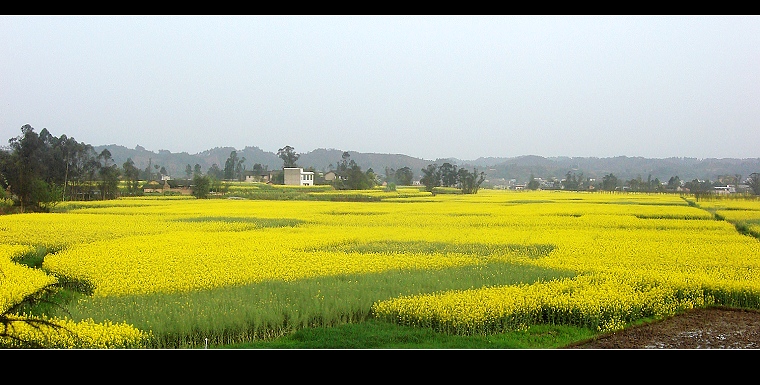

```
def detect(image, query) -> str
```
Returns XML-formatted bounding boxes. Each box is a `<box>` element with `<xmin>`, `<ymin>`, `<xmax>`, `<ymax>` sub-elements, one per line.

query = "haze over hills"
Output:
<box><xmin>94</xmin><ymin>143</ymin><xmax>760</xmax><ymax>186</ymax></box>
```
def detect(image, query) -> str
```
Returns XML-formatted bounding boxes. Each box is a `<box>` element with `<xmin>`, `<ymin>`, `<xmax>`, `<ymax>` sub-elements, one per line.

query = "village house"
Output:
<box><xmin>283</xmin><ymin>167</ymin><xmax>314</xmax><ymax>186</ymax></box>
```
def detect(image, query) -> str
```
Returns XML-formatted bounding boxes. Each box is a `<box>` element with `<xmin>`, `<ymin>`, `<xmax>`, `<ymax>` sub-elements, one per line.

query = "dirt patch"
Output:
<box><xmin>563</xmin><ymin>306</ymin><xmax>760</xmax><ymax>349</ymax></box>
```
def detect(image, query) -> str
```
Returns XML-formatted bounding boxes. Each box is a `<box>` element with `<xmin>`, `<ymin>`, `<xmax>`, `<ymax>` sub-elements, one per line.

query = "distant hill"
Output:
<box><xmin>94</xmin><ymin>144</ymin><xmax>760</xmax><ymax>185</ymax></box>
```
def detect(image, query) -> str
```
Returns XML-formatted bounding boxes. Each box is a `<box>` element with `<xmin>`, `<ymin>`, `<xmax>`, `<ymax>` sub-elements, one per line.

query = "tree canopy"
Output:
<box><xmin>0</xmin><ymin>125</ymin><xmax>119</xmax><ymax>212</ymax></box>
<box><xmin>277</xmin><ymin>145</ymin><xmax>299</xmax><ymax>168</ymax></box>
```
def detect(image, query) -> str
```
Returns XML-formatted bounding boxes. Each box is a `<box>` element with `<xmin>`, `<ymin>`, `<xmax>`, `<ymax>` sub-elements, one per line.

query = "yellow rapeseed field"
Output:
<box><xmin>3</xmin><ymin>189</ymin><xmax>760</xmax><ymax>347</ymax></box>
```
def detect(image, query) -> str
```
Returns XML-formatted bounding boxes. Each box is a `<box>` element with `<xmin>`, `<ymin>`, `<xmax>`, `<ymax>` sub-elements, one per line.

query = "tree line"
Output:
<box><xmin>0</xmin><ymin>125</ymin><xmax>122</xmax><ymax>212</ymax></box>
<box><xmin>277</xmin><ymin>146</ymin><xmax>486</xmax><ymax>194</ymax></box>
<box><xmin>3</xmin><ymin>126</ymin><xmax>757</xmax><ymax>212</ymax></box>
<box><xmin>420</xmin><ymin>162</ymin><xmax>486</xmax><ymax>194</ymax></box>
<box><xmin>0</xmin><ymin>126</ymin><xmax>280</xmax><ymax>205</ymax></box>
<box><xmin>525</xmin><ymin>171</ymin><xmax>760</xmax><ymax>195</ymax></box>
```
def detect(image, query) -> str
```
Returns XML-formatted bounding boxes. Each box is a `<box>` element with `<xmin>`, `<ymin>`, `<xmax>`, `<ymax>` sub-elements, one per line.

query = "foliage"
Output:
<box><xmin>0</xmin><ymin>125</ymin><xmax>125</xmax><ymax>211</ymax></box>
<box><xmin>601</xmin><ymin>173</ymin><xmax>618</xmax><ymax>191</ymax></box>
<box><xmin>748</xmin><ymin>172</ymin><xmax>760</xmax><ymax>195</ymax></box>
<box><xmin>457</xmin><ymin>167</ymin><xmax>485</xmax><ymax>194</ymax></box>
<box><xmin>394</xmin><ymin>166</ymin><xmax>414</xmax><ymax>186</ymax></box>
<box><xmin>121</xmin><ymin>158</ymin><xmax>141</xmax><ymax>196</ymax></box>
<box><xmin>277</xmin><ymin>145</ymin><xmax>299</xmax><ymax>168</ymax></box>
<box><xmin>421</xmin><ymin>163</ymin><xmax>484</xmax><ymax>194</ymax></box>
<box><xmin>192</xmin><ymin>174</ymin><xmax>211</xmax><ymax>199</ymax></box>
<box><xmin>332</xmin><ymin>152</ymin><xmax>376</xmax><ymax>190</ymax></box>
<box><xmin>223</xmin><ymin>150</ymin><xmax>246</xmax><ymax>181</ymax></box>
<box><xmin>420</xmin><ymin>164</ymin><xmax>441</xmax><ymax>192</ymax></box>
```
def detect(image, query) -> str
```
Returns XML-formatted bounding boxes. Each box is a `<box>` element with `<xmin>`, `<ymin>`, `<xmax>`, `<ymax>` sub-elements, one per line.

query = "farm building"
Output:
<box><xmin>283</xmin><ymin>167</ymin><xmax>314</xmax><ymax>186</ymax></box>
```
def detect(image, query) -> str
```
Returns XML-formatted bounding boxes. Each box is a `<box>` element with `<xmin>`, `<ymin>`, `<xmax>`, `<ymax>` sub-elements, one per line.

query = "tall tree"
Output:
<box><xmin>420</xmin><ymin>164</ymin><xmax>441</xmax><ymax>192</ymax></box>
<box><xmin>748</xmin><ymin>173</ymin><xmax>760</xmax><ymax>195</ymax></box>
<box><xmin>439</xmin><ymin>162</ymin><xmax>458</xmax><ymax>187</ymax></box>
<box><xmin>277</xmin><ymin>145</ymin><xmax>299</xmax><ymax>168</ymax></box>
<box><xmin>601</xmin><ymin>173</ymin><xmax>618</xmax><ymax>191</ymax></box>
<box><xmin>395</xmin><ymin>166</ymin><xmax>413</xmax><ymax>186</ymax></box>
<box><xmin>192</xmin><ymin>174</ymin><xmax>211</xmax><ymax>199</ymax></box>
<box><xmin>122</xmin><ymin>158</ymin><xmax>140</xmax><ymax>196</ymax></box>
<box><xmin>207</xmin><ymin>164</ymin><xmax>223</xmax><ymax>180</ymax></box>
<box><xmin>332</xmin><ymin>152</ymin><xmax>373</xmax><ymax>190</ymax></box>
<box><xmin>457</xmin><ymin>167</ymin><xmax>485</xmax><ymax>194</ymax></box>
<box><xmin>223</xmin><ymin>150</ymin><xmax>240</xmax><ymax>180</ymax></box>
<box><xmin>97</xmin><ymin>149</ymin><xmax>119</xmax><ymax>199</ymax></box>
<box><xmin>1</xmin><ymin>125</ymin><xmax>53</xmax><ymax>211</ymax></box>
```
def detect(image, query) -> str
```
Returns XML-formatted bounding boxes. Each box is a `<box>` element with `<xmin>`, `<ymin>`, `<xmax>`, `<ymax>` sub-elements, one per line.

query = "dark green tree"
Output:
<box><xmin>223</xmin><ymin>150</ymin><xmax>246</xmax><ymax>181</ymax></box>
<box><xmin>527</xmin><ymin>174</ymin><xmax>540</xmax><ymax>190</ymax></box>
<box><xmin>457</xmin><ymin>167</ymin><xmax>485</xmax><ymax>194</ymax></box>
<box><xmin>0</xmin><ymin>125</ymin><xmax>120</xmax><ymax>208</ymax></box>
<box><xmin>0</xmin><ymin>125</ymin><xmax>66</xmax><ymax>211</ymax></box>
<box><xmin>420</xmin><ymin>164</ymin><xmax>441</xmax><ymax>192</ymax></box>
<box><xmin>439</xmin><ymin>162</ymin><xmax>458</xmax><ymax>187</ymax></box>
<box><xmin>122</xmin><ymin>158</ymin><xmax>140</xmax><ymax>196</ymax></box>
<box><xmin>667</xmin><ymin>176</ymin><xmax>681</xmax><ymax>191</ymax></box>
<box><xmin>192</xmin><ymin>174</ymin><xmax>211</xmax><ymax>199</ymax></box>
<box><xmin>601</xmin><ymin>173</ymin><xmax>618</xmax><ymax>191</ymax></box>
<box><xmin>277</xmin><ymin>145</ymin><xmax>299</xmax><ymax>168</ymax></box>
<box><xmin>395</xmin><ymin>166</ymin><xmax>413</xmax><ymax>186</ymax></box>
<box><xmin>562</xmin><ymin>171</ymin><xmax>581</xmax><ymax>191</ymax></box>
<box><xmin>97</xmin><ymin>149</ymin><xmax>120</xmax><ymax>200</ymax></box>
<box><xmin>207</xmin><ymin>163</ymin><xmax>223</xmax><ymax>180</ymax></box>
<box><xmin>332</xmin><ymin>152</ymin><xmax>371</xmax><ymax>190</ymax></box>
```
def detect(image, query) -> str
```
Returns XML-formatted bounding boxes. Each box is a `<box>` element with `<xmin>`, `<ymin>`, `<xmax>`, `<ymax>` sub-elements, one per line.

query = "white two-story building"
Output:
<box><xmin>283</xmin><ymin>167</ymin><xmax>314</xmax><ymax>186</ymax></box>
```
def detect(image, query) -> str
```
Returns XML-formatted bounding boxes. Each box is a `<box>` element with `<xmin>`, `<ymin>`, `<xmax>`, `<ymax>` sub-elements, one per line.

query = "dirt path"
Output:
<box><xmin>562</xmin><ymin>307</ymin><xmax>760</xmax><ymax>349</ymax></box>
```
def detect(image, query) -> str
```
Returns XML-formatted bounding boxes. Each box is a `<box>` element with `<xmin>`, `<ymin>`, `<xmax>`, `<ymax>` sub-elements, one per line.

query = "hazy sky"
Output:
<box><xmin>2</xmin><ymin>15</ymin><xmax>759</xmax><ymax>160</ymax></box>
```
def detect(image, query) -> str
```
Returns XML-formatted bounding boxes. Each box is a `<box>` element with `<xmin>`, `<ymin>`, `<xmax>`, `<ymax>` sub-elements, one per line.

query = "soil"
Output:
<box><xmin>563</xmin><ymin>306</ymin><xmax>760</xmax><ymax>349</ymax></box>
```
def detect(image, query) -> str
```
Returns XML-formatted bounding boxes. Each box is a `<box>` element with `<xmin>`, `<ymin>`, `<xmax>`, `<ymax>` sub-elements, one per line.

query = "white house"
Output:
<box><xmin>714</xmin><ymin>185</ymin><xmax>736</xmax><ymax>194</ymax></box>
<box><xmin>283</xmin><ymin>167</ymin><xmax>314</xmax><ymax>186</ymax></box>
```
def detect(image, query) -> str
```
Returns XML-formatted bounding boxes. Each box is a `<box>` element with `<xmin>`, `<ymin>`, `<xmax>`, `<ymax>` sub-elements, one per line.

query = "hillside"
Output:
<box><xmin>94</xmin><ymin>144</ymin><xmax>760</xmax><ymax>185</ymax></box>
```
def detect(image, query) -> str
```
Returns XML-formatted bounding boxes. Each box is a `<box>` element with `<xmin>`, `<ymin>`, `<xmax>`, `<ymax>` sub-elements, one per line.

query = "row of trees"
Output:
<box><xmin>0</xmin><ymin>125</ymin><xmax>121</xmax><ymax>212</ymax></box>
<box><xmin>5</xmin><ymin>127</ymin><xmax>757</xmax><ymax>209</ymax></box>
<box><xmin>276</xmin><ymin>146</ymin><xmax>484</xmax><ymax>195</ymax></box>
<box><xmin>525</xmin><ymin>171</ymin><xmax>760</xmax><ymax>194</ymax></box>
<box><xmin>0</xmin><ymin>125</ymin><xmax>244</xmax><ymax>206</ymax></box>
<box><xmin>420</xmin><ymin>162</ymin><xmax>485</xmax><ymax>194</ymax></box>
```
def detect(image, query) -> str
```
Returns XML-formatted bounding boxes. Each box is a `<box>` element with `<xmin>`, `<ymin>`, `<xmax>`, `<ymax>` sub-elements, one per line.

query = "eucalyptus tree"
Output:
<box><xmin>277</xmin><ymin>145</ymin><xmax>299</xmax><ymax>168</ymax></box>
<box><xmin>420</xmin><ymin>164</ymin><xmax>441</xmax><ymax>192</ymax></box>
<box><xmin>395</xmin><ymin>166</ymin><xmax>413</xmax><ymax>186</ymax></box>
<box><xmin>122</xmin><ymin>158</ymin><xmax>140</xmax><ymax>196</ymax></box>
<box><xmin>439</xmin><ymin>162</ymin><xmax>458</xmax><ymax>187</ymax></box>
<box><xmin>457</xmin><ymin>167</ymin><xmax>485</xmax><ymax>194</ymax></box>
